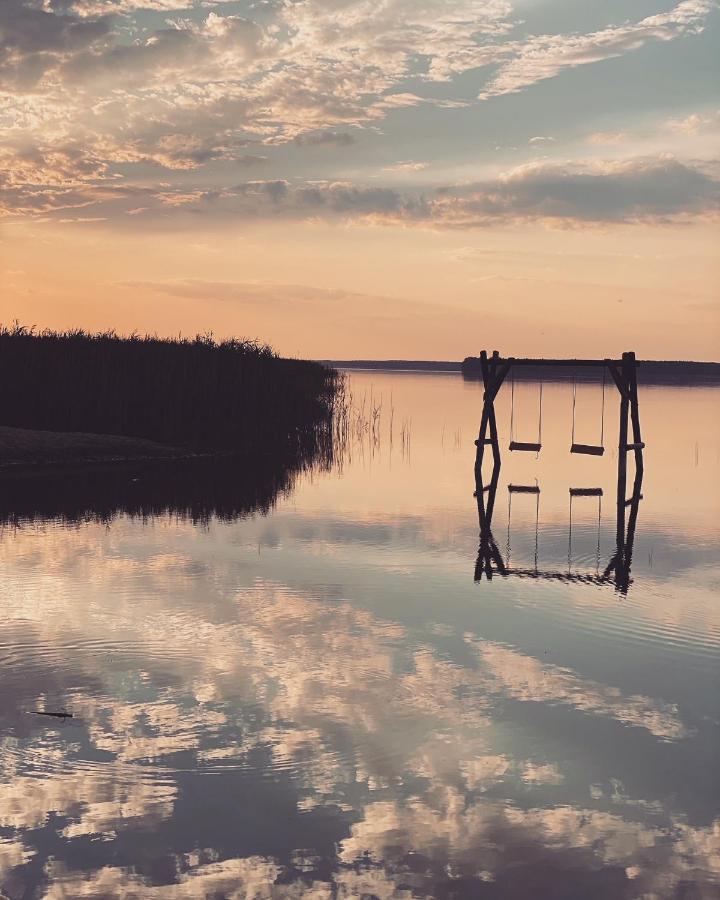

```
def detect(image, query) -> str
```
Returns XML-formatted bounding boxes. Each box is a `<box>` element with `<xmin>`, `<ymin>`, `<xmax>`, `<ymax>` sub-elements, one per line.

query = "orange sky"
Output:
<box><xmin>3</xmin><ymin>217</ymin><xmax>718</xmax><ymax>359</ymax></box>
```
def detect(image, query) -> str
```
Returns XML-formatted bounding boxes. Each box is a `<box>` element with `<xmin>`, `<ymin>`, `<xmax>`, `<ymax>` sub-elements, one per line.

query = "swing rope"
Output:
<box><xmin>537</xmin><ymin>379</ymin><xmax>544</xmax><ymax>446</ymax></box>
<box><xmin>509</xmin><ymin>369</ymin><xmax>515</xmax><ymax>443</ymax></box>
<box><xmin>510</xmin><ymin>369</ymin><xmax>542</xmax><ymax>452</ymax></box>
<box><xmin>596</xmin><ymin>492</ymin><xmax>602</xmax><ymax>575</ymax></box>
<box><xmin>567</xmin><ymin>492</ymin><xmax>573</xmax><ymax>575</ymax></box>
<box><xmin>568</xmin><ymin>491</ymin><xmax>603</xmax><ymax>576</ymax></box>
<box><xmin>506</xmin><ymin>487</ymin><xmax>512</xmax><ymax>566</ymax></box>
<box><xmin>571</xmin><ymin>369</ymin><xmax>606</xmax><ymax>450</ymax></box>
<box><xmin>507</xmin><ymin>481</ymin><xmax>541</xmax><ymax>570</ymax></box>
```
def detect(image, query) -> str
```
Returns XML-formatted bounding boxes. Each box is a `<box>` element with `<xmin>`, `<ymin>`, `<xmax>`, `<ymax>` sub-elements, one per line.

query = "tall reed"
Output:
<box><xmin>0</xmin><ymin>324</ymin><xmax>341</xmax><ymax>455</ymax></box>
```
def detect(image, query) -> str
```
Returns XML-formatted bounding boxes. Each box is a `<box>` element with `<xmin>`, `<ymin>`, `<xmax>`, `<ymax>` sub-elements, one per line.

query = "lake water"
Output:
<box><xmin>1</xmin><ymin>372</ymin><xmax>718</xmax><ymax>899</ymax></box>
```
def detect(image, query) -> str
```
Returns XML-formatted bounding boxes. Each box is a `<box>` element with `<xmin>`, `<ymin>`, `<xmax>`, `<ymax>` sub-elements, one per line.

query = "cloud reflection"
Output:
<box><xmin>0</xmin><ymin>507</ymin><xmax>714</xmax><ymax>896</ymax></box>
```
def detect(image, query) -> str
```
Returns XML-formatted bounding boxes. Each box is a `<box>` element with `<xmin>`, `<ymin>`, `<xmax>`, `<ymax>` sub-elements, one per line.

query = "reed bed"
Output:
<box><xmin>0</xmin><ymin>324</ymin><xmax>341</xmax><ymax>455</ymax></box>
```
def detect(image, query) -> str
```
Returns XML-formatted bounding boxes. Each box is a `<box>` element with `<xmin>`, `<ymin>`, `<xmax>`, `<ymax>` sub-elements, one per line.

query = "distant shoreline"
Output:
<box><xmin>321</xmin><ymin>359</ymin><xmax>720</xmax><ymax>385</ymax></box>
<box><xmin>320</xmin><ymin>360</ymin><xmax>462</xmax><ymax>372</ymax></box>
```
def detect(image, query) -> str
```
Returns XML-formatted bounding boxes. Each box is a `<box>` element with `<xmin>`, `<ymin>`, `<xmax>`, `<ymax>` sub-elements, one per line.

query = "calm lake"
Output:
<box><xmin>1</xmin><ymin>372</ymin><xmax>718</xmax><ymax>899</ymax></box>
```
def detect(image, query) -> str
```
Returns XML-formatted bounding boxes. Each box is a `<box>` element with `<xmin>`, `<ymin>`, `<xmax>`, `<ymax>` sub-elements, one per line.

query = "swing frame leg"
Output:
<box><xmin>474</xmin><ymin>350</ymin><xmax>508</xmax><ymax>484</ymax></box>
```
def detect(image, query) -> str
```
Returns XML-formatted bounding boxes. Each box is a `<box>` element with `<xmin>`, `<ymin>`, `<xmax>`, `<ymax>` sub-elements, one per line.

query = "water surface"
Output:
<box><xmin>1</xmin><ymin>373</ymin><xmax>718</xmax><ymax>898</ymax></box>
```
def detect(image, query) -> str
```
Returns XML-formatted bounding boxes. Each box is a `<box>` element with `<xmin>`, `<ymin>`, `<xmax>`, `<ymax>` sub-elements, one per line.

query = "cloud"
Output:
<box><xmin>340</xmin><ymin>795</ymin><xmax>720</xmax><ymax>897</ymax></box>
<box><xmin>0</xmin><ymin>0</ymin><xmax>715</xmax><ymax>224</ymax></box>
<box><xmin>43</xmin><ymin>856</ymin><xmax>285</xmax><ymax>899</ymax></box>
<box><xmin>1</xmin><ymin>518</ymin><xmax>715</xmax><ymax>897</ymax></box>
<box><xmin>0</xmin><ymin>837</ymin><xmax>34</xmax><ymax>880</ymax></box>
<box><xmin>666</xmin><ymin>109</ymin><xmax>720</xmax><ymax>134</ymax></box>
<box><xmin>60</xmin><ymin>13</ymin><xmax>266</xmax><ymax>88</ymax></box>
<box><xmin>154</xmin><ymin>157</ymin><xmax>720</xmax><ymax>225</ymax></box>
<box><xmin>479</xmin><ymin>0</ymin><xmax>716</xmax><ymax>99</ymax></box>
<box><xmin>0</xmin><ymin>0</ymin><xmax>111</xmax><ymax>91</ymax></box>
<box><xmin>236</xmin><ymin>153</ymin><xmax>268</xmax><ymax>166</ymax></box>
<box><xmin>586</xmin><ymin>132</ymin><xmax>628</xmax><ymax>145</ymax></box>
<box><xmin>430</xmin><ymin>156</ymin><xmax>720</xmax><ymax>225</ymax></box>
<box><xmin>382</xmin><ymin>160</ymin><xmax>429</xmax><ymax>172</ymax></box>
<box><xmin>293</xmin><ymin>130</ymin><xmax>358</xmax><ymax>147</ymax></box>
<box><xmin>3</xmin><ymin>154</ymin><xmax>717</xmax><ymax>224</ymax></box>
<box><xmin>473</xmin><ymin>640</ymin><xmax>688</xmax><ymax>740</ymax></box>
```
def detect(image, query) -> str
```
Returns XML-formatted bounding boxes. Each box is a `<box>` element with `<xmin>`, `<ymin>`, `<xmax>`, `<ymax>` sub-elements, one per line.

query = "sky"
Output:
<box><xmin>1</xmin><ymin>0</ymin><xmax>719</xmax><ymax>360</ymax></box>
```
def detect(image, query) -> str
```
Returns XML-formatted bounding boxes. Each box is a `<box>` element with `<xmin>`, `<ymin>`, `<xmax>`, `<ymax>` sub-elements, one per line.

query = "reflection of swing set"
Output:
<box><xmin>475</xmin><ymin>474</ymin><xmax>642</xmax><ymax>593</ymax></box>
<box><xmin>473</xmin><ymin>350</ymin><xmax>644</xmax><ymax>594</ymax></box>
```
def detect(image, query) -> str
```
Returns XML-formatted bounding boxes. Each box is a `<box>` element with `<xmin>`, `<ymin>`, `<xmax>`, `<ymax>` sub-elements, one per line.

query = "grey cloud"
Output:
<box><xmin>62</xmin><ymin>26</ymin><xmax>205</xmax><ymax>84</ymax></box>
<box><xmin>5</xmin><ymin>156</ymin><xmax>716</xmax><ymax>225</ymax></box>
<box><xmin>149</xmin><ymin>158</ymin><xmax>719</xmax><ymax>225</ymax></box>
<box><xmin>293</xmin><ymin>130</ymin><xmax>358</xmax><ymax>147</ymax></box>
<box><xmin>62</xmin><ymin>13</ymin><xmax>263</xmax><ymax>86</ymax></box>
<box><xmin>236</xmin><ymin>153</ymin><xmax>268</xmax><ymax>166</ymax></box>
<box><xmin>0</xmin><ymin>0</ymin><xmax>111</xmax><ymax>90</ymax></box>
<box><xmin>434</xmin><ymin>157</ymin><xmax>720</xmax><ymax>224</ymax></box>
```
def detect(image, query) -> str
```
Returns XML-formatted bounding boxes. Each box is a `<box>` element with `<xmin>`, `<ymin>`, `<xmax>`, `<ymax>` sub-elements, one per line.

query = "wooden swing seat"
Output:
<box><xmin>570</xmin><ymin>443</ymin><xmax>604</xmax><ymax>456</ymax></box>
<box><xmin>509</xmin><ymin>441</ymin><xmax>542</xmax><ymax>452</ymax></box>
<box><xmin>508</xmin><ymin>484</ymin><xmax>540</xmax><ymax>494</ymax></box>
<box><xmin>569</xmin><ymin>487</ymin><xmax>603</xmax><ymax>497</ymax></box>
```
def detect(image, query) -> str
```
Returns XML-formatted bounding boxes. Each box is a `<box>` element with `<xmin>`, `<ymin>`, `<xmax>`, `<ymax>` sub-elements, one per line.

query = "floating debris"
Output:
<box><xmin>30</xmin><ymin>711</ymin><xmax>74</xmax><ymax>720</ymax></box>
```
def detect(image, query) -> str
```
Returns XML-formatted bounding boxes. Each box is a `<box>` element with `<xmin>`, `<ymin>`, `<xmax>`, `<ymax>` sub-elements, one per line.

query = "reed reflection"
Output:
<box><xmin>0</xmin><ymin>437</ymin><xmax>336</xmax><ymax>528</ymax></box>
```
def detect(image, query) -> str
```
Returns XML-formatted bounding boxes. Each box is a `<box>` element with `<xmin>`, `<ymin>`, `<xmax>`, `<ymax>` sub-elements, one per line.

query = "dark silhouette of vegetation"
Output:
<box><xmin>0</xmin><ymin>324</ymin><xmax>341</xmax><ymax>454</ymax></box>
<box><xmin>0</xmin><ymin>446</ymin><xmax>329</xmax><ymax>527</ymax></box>
<box><xmin>0</xmin><ymin>424</ymin><xmax>191</xmax><ymax>467</ymax></box>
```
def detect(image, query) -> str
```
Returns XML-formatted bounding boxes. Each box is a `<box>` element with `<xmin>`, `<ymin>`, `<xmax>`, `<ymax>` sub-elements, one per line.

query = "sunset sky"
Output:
<box><xmin>1</xmin><ymin>0</ymin><xmax>718</xmax><ymax>359</ymax></box>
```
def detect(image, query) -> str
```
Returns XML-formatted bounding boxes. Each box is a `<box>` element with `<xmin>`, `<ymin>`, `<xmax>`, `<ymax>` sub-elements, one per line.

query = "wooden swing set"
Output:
<box><xmin>474</xmin><ymin>350</ymin><xmax>644</xmax><ymax>489</ymax></box>
<box><xmin>472</xmin><ymin>350</ymin><xmax>645</xmax><ymax>594</ymax></box>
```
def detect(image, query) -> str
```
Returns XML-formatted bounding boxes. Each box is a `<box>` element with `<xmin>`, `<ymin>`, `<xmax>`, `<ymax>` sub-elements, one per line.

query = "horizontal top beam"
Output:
<box><xmin>491</xmin><ymin>357</ymin><xmax>638</xmax><ymax>368</ymax></box>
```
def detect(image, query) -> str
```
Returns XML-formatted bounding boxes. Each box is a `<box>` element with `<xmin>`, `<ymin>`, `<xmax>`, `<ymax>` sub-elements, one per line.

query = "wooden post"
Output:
<box><xmin>488</xmin><ymin>350</ymin><xmax>501</xmax><ymax>469</ymax></box>
<box><xmin>475</xmin><ymin>350</ymin><xmax>504</xmax><ymax>481</ymax></box>
<box><xmin>627</xmin><ymin>351</ymin><xmax>644</xmax><ymax>478</ymax></box>
<box><xmin>474</xmin><ymin>351</ymin><xmax>491</xmax><ymax>480</ymax></box>
<box><xmin>616</xmin><ymin>352</ymin><xmax>631</xmax><ymax>548</ymax></box>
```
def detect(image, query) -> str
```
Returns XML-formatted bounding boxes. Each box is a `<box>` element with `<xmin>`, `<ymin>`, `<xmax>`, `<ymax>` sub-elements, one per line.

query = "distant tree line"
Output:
<box><xmin>461</xmin><ymin>356</ymin><xmax>720</xmax><ymax>384</ymax></box>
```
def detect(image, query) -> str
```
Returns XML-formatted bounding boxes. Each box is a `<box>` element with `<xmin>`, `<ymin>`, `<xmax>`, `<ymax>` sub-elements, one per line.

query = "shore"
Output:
<box><xmin>0</xmin><ymin>425</ymin><xmax>195</xmax><ymax>470</ymax></box>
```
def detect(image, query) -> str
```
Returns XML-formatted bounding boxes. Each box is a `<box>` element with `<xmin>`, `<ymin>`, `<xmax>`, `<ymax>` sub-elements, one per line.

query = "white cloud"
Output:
<box><xmin>666</xmin><ymin>109</ymin><xmax>720</xmax><ymax>133</ymax></box>
<box><xmin>479</xmin><ymin>0</ymin><xmax>716</xmax><ymax>99</ymax></box>
<box><xmin>382</xmin><ymin>160</ymin><xmax>429</xmax><ymax>172</ymax></box>
<box><xmin>586</xmin><ymin>131</ymin><xmax>628</xmax><ymax>145</ymax></box>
